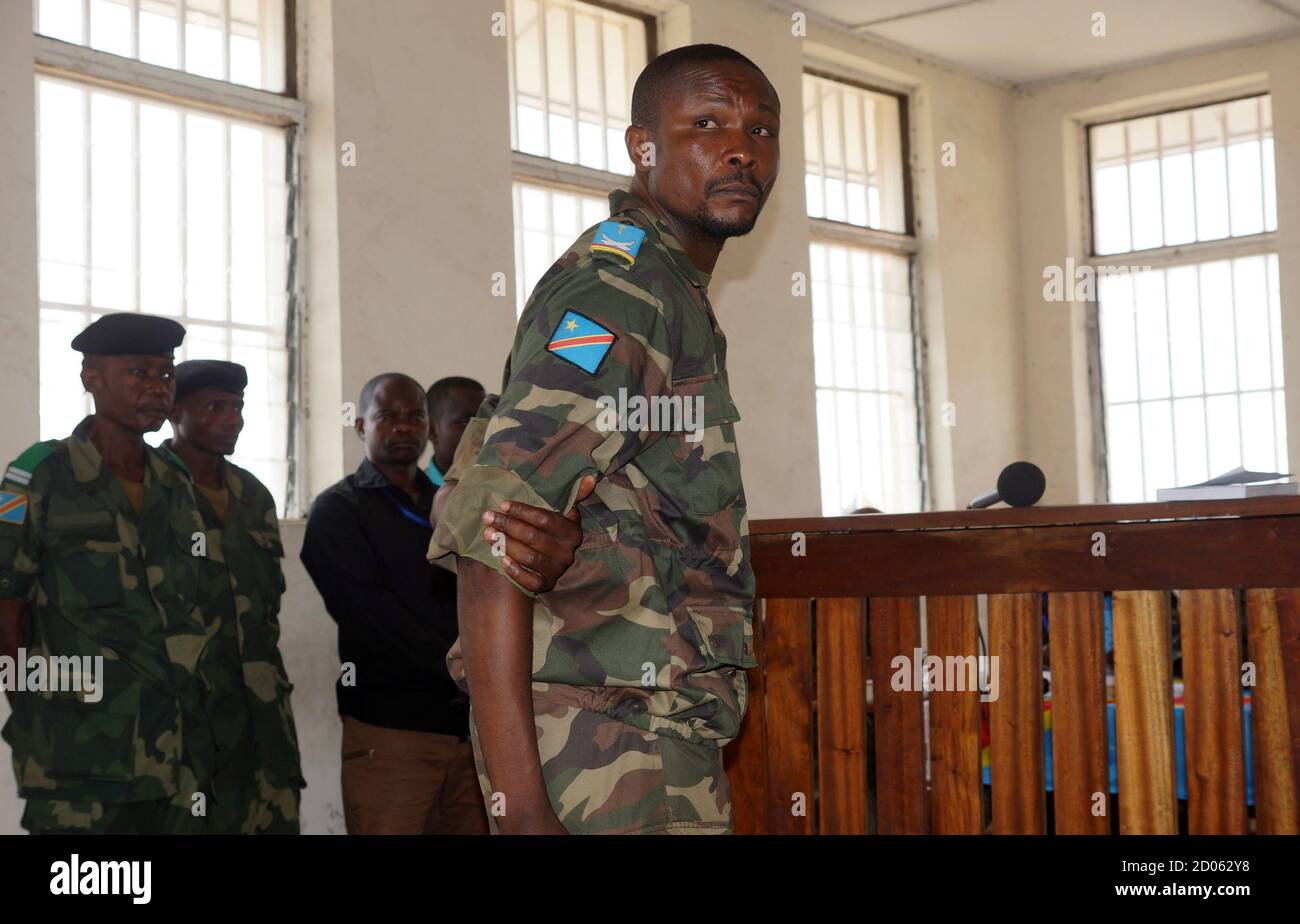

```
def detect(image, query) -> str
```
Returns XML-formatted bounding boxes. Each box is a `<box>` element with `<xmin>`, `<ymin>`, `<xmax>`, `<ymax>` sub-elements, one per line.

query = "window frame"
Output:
<box><xmin>802</xmin><ymin>66</ymin><xmax>928</xmax><ymax>514</ymax></box>
<box><xmin>507</xmin><ymin>0</ymin><xmax>653</xmax><ymax>313</ymax></box>
<box><xmin>1082</xmin><ymin>90</ymin><xmax>1283</xmax><ymax>502</ymax></box>
<box><xmin>506</xmin><ymin>0</ymin><xmax>654</xmax><ymax>175</ymax></box>
<box><xmin>32</xmin><ymin>11</ymin><xmax>306</xmax><ymax>515</ymax></box>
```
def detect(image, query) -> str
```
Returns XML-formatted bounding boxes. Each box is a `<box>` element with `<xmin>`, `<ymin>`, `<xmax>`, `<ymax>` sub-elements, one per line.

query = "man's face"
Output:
<box><xmin>357</xmin><ymin>378</ymin><xmax>429</xmax><ymax>466</ymax></box>
<box><xmin>431</xmin><ymin>385</ymin><xmax>486</xmax><ymax>461</ymax></box>
<box><xmin>633</xmin><ymin>59</ymin><xmax>781</xmax><ymax>238</ymax></box>
<box><xmin>171</xmin><ymin>388</ymin><xmax>245</xmax><ymax>456</ymax></box>
<box><xmin>81</xmin><ymin>354</ymin><xmax>176</xmax><ymax>434</ymax></box>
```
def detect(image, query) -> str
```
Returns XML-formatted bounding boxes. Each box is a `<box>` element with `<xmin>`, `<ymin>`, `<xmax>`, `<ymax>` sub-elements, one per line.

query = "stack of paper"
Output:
<box><xmin>1155</xmin><ymin>466</ymin><xmax>1298</xmax><ymax>502</ymax></box>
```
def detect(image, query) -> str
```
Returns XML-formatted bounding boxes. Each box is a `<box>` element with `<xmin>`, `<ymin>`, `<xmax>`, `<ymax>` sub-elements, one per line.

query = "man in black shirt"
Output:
<box><xmin>301</xmin><ymin>372</ymin><xmax>487</xmax><ymax>834</ymax></box>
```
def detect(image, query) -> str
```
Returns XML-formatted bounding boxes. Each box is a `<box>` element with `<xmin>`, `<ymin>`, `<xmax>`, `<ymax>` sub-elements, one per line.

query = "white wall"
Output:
<box><xmin>301</xmin><ymin>0</ymin><xmax>519</xmax><ymax>500</ymax></box>
<box><xmin>0</xmin><ymin>2</ymin><xmax>39</xmax><ymax>472</ymax></box>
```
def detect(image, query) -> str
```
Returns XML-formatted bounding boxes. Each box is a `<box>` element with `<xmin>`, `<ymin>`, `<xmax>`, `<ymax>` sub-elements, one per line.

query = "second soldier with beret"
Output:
<box><xmin>163</xmin><ymin>359</ymin><xmax>305</xmax><ymax>833</ymax></box>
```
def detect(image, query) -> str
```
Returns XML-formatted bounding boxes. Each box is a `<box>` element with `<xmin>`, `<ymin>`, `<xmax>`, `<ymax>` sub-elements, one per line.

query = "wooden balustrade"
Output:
<box><xmin>725</xmin><ymin>497</ymin><xmax>1300</xmax><ymax>834</ymax></box>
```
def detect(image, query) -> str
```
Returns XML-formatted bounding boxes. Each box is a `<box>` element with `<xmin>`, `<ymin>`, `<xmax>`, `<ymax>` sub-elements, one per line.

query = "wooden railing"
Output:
<box><xmin>726</xmin><ymin>498</ymin><xmax>1300</xmax><ymax>834</ymax></box>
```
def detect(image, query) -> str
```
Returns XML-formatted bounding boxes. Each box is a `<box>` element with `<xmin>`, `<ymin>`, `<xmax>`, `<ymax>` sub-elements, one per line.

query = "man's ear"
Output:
<box><xmin>354</xmin><ymin>416</ymin><xmax>366</xmax><ymax>442</ymax></box>
<box><xmin>80</xmin><ymin>364</ymin><xmax>99</xmax><ymax>396</ymax></box>
<box><xmin>625</xmin><ymin>123</ymin><xmax>654</xmax><ymax>176</ymax></box>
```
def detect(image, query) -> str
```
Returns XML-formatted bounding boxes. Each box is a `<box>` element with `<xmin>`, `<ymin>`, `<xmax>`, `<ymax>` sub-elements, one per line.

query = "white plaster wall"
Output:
<box><xmin>301</xmin><ymin>0</ymin><xmax>519</xmax><ymax>501</ymax></box>
<box><xmin>0</xmin><ymin>0</ymin><xmax>38</xmax><ymax>838</ymax></box>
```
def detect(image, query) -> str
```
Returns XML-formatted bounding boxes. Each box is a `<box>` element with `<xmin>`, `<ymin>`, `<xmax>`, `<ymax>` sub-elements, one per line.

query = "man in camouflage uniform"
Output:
<box><xmin>0</xmin><ymin>314</ymin><xmax>280</xmax><ymax>833</ymax></box>
<box><xmin>428</xmin><ymin>44</ymin><xmax>780</xmax><ymax>834</ymax></box>
<box><xmin>162</xmin><ymin>359</ymin><xmax>304</xmax><ymax>833</ymax></box>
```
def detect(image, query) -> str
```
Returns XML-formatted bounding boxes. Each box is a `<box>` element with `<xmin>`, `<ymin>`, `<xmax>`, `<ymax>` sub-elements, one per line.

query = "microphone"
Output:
<box><xmin>967</xmin><ymin>461</ymin><xmax>1046</xmax><ymax>509</ymax></box>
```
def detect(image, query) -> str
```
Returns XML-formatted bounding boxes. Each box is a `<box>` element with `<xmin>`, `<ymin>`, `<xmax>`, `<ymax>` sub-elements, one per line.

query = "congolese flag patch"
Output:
<box><xmin>0</xmin><ymin>490</ymin><xmax>28</xmax><ymax>525</ymax></box>
<box><xmin>546</xmin><ymin>310</ymin><xmax>616</xmax><ymax>375</ymax></box>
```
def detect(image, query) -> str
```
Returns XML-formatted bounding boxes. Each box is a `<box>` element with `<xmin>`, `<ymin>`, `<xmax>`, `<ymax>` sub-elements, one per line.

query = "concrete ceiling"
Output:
<box><xmin>779</xmin><ymin>0</ymin><xmax>1300</xmax><ymax>85</ymax></box>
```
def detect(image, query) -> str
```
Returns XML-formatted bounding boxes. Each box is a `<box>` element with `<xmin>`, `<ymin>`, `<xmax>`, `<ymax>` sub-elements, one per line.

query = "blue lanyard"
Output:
<box><xmin>383</xmin><ymin>486</ymin><xmax>431</xmax><ymax>529</ymax></box>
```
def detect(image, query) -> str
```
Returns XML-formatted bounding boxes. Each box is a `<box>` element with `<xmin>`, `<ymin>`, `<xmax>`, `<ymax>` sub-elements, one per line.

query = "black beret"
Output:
<box><xmin>71</xmin><ymin>313</ymin><xmax>186</xmax><ymax>357</ymax></box>
<box><xmin>174</xmin><ymin>360</ymin><xmax>248</xmax><ymax>401</ymax></box>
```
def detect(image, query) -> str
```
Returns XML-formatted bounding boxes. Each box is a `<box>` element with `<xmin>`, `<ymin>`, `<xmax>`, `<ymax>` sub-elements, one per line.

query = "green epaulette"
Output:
<box><xmin>3</xmin><ymin>441</ymin><xmax>59</xmax><ymax>488</ymax></box>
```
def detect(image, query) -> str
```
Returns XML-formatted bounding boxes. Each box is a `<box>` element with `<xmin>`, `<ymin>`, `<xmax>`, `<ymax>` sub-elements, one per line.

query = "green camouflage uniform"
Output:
<box><xmin>161</xmin><ymin>441</ymin><xmax>305</xmax><ymax>834</ymax></box>
<box><xmin>0</xmin><ymin>417</ymin><xmax>293</xmax><ymax>833</ymax></box>
<box><xmin>429</xmin><ymin>189</ymin><xmax>756</xmax><ymax>835</ymax></box>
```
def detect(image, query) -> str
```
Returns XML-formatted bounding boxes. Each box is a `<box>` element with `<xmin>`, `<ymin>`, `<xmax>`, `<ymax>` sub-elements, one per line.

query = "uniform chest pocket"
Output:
<box><xmin>143</xmin><ymin>513</ymin><xmax>208</xmax><ymax>621</ymax></box>
<box><xmin>45</xmin><ymin>509</ymin><xmax>125</xmax><ymax>611</ymax></box>
<box><xmin>664</xmin><ymin>373</ymin><xmax>744</xmax><ymax>516</ymax></box>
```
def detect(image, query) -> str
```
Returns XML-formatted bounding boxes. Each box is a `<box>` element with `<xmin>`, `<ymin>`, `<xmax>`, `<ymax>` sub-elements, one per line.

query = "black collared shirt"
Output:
<box><xmin>300</xmin><ymin>458</ymin><xmax>467</xmax><ymax>735</ymax></box>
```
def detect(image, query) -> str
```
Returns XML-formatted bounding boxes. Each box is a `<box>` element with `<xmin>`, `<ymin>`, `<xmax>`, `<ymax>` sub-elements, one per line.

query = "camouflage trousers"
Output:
<box><xmin>23</xmin><ymin>770</ymin><xmax>301</xmax><ymax>835</ymax></box>
<box><xmin>469</xmin><ymin>690</ymin><xmax>733</xmax><ymax>834</ymax></box>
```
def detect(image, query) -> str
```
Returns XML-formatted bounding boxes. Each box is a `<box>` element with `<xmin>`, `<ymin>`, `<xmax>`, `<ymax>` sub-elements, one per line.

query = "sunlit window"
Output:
<box><xmin>512</xmin><ymin>182</ymin><xmax>607</xmax><ymax>317</ymax></box>
<box><xmin>804</xmin><ymin>72</ymin><xmax>922</xmax><ymax>515</ymax></box>
<box><xmin>1100</xmin><ymin>257</ymin><xmax>1285</xmax><ymax>501</ymax></box>
<box><xmin>507</xmin><ymin>0</ymin><xmax>646</xmax><ymax>174</ymax></box>
<box><xmin>803</xmin><ymin>73</ymin><xmax>906</xmax><ymax>234</ymax></box>
<box><xmin>810</xmin><ymin>242</ymin><xmax>921</xmax><ymax>515</ymax></box>
<box><xmin>1091</xmin><ymin>96</ymin><xmax>1276</xmax><ymax>256</ymax></box>
<box><xmin>35</xmin><ymin>0</ymin><xmax>287</xmax><ymax>92</ymax></box>
<box><xmin>1090</xmin><ymin>96</ymin><xmax>1285</xmax><ymax>502</ymax></box>
<box><xmin>37</xmin><ymin>76</ymin><xmax>293</xmax><ymax>509</ymax></box>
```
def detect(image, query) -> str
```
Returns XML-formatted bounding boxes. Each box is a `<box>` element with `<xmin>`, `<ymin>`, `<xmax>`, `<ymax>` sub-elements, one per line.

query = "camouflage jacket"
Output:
<box><xmin>429</xmin><ymin>189</ymin><xmax>757</xmax><ymax>747</ymax></box>
<box><xmin>0</xmin><ymin>417</ymin><xmax>250</xmax><ymax>802</ymax></box>
<box><xmin>161</xmin><ymin>442</ymin><xmax>304</xmax><ymax>788</ymax></box>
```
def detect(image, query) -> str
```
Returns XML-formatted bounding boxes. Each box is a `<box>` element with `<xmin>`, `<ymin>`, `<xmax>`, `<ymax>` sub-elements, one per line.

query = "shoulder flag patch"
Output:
<box><xmin>590</xmin><ymin>220</ymin><xmax>645</xmax><ymax>265</ymax></box>
<box><xmin>547</xmin><ymin>310</ymin><xmax>616</xmax><ymax>375</ymax></box>
<box><xmin>0</xmin><ymin>491</ymin><xmax>28</xmax><ymax>525</ymax></box>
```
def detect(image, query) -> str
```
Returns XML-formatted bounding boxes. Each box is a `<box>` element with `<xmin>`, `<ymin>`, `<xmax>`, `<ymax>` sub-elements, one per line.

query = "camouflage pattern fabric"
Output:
<box><xmin>429</xmin><ymin>189</ymin><xmax>757</xmax><ymax>826</ymax></box>
<box><xmin>0</xmin><ymin>416</ymin><xmax>291</xmax><ymax>833</ymax></box>
<box><xmin>163</xmin><ymin>442</ymin><xmax>305</xmax><ymax>827</ymax></box>
<box><xmin>23</xmin><ymin>769</ymin><xmax>299</xmax><ymax>834</ymax></box>
<box><xmin>468</xmin><ymin>694</ymin><xmax>732</xmax><ymax>835</ymax></box>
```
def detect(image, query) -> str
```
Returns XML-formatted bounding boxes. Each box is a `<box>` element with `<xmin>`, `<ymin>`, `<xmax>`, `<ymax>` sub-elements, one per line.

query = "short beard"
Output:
<box><xmin>691</xmin><ymin>201</ymin><xmax>760</xmax><ymax>239</ymax></box>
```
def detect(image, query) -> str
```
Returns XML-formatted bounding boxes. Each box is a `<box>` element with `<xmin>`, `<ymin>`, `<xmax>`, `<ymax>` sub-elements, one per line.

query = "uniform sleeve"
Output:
<box><xmin>442</xmin><ymin>395</ymin><xmax>498</xmax><ymax>488</ymax></box>
<box><xmin>425</xmin><ymin>396</ymin><xmax>496</xmax><ymax>574</ymax></box>
<box><xmin>428</xmin><ymin>268</ymin><xmax>673</xmax><ymax>584</ymax></box>
<box><xmin>0</xmin><ymin>463</ymin><xmax>48</xmax><ymax>602</ymax></box>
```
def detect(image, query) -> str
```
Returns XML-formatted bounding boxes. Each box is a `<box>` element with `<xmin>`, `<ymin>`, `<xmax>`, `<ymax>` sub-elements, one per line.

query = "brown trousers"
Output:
<box><xmin>340</xmin><ymin>715</ymin><xmax>489</xmax><ymax>835</ymax></box>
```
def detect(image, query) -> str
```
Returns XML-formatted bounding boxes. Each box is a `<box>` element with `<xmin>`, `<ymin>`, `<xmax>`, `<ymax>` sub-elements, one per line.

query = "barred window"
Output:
<box><xmin>1089</xmin><ymin>96</ymin><xmax>1284</xmax><ymax>501</ymax></box>
<box><xmin>805</xmin><ymin>71</ymin><xmax>923</xmax><ymax>515</ymax></box>
<box><xmin>34</xmin><ymin>2</ymin><xmax>300</xmax><ymax>512</ymax></box>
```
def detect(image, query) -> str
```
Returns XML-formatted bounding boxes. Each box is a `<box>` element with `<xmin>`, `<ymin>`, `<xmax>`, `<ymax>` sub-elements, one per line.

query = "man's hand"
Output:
<box><xmin>480</xmin><ymin>474</ymin><xmax>596</xmax><ymax>593</ymax></box>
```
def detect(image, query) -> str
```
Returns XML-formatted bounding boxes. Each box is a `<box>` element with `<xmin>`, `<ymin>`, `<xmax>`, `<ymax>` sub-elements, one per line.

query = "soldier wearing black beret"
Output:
<box><xmin>0</xmin><ymin>313</ymin><xmax>230</xmax><ymax>833</ymax></box>
<box><xmin>163</xmin><ymin>359</ymin><xmax>305</xmax><ymax>833</ymax></box>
